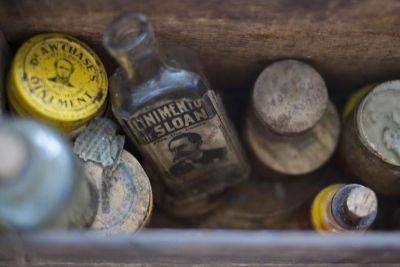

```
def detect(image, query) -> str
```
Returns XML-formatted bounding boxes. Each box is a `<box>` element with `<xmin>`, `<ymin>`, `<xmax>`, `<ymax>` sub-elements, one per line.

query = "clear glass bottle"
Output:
<box><xmin>103</xmin><ymin>13</ymin><xmax>249</xmax><ymax>206</ymax></box>
<box><xmin>0</xmin><ymin>118</ymin><xmax>98</xmax><ymax>231</ymax></box>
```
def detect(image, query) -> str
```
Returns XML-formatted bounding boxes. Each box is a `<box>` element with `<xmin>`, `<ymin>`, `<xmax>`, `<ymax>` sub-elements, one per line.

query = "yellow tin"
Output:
<box><xmin>7</xmin><ymin>33</ymin><xmax>108</xmax><ymax>133</ymax></box>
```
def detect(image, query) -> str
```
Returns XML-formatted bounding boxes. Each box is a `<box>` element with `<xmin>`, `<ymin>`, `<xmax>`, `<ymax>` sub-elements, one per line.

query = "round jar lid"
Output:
<box><xmin>8</xmin><ymin>33</ymin><xmax>108</xmax><ymax>132</ymax></box>
<box><xmin>357</xmin><ymin>80</ymin><xmax>400</xmax><ymax>166</ymax></box>
<box><xmin>252</xmin><ymin>60</ymin><xmax>328</xmax><ymax>135</ymax></box>
<box><xmin>83</xmin><ymin>150</ymin><xmax>153</xmax><ymax>235</ymax></box>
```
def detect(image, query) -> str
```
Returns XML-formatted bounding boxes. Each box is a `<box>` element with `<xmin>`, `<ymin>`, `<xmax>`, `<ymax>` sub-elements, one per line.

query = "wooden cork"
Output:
<box><xmin>245</xmin><ymin>101</ymin><xmax>340</xmax><ymax>175</ymax></box>
<box><xmin>252</xmin><ymin>60</ymin><xmax>328</xmax><ymax>135</ymax></box>
<box><xmin>0</xmin><ymin>130</ymin><xmax>27</xmax><ymax>182</ymax></box>
<box><xmin>339</xmin><ymin>80</ymin><xmax>400</xmax><ymax>196</ymax></box>
<box><xmin>246</xmin><ymin>60</ymin><xmax>339</xmax><ymax>176</ymax></box>
<box><xmin>345</xmin><ymin>186</ymin><xmax>377</xmax><ymax>222</ymax></box>
<box><xmin>331</xmin><ymin>184</ymin><xmax>377</xmax><ymax>230</ymax></box>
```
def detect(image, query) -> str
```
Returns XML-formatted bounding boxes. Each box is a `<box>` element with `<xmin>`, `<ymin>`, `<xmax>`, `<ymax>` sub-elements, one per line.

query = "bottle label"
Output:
<box><xmin>120</xmin><ymin>91</ymin><xmax>248</xmax><ymax>198</ymax></box>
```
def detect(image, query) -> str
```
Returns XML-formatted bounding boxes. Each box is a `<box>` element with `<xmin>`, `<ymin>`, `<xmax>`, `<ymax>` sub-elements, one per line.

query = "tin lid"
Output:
<box><xmin>74</xmin><ymin>118</ymin><xmax>152</xmax><ymax>234</ymax></box>
<box><xmin>356</xmin><ymin>80</ymin><xmax>400</xmax><ymax>166</ymax></box>
<box><xmin>252</xmin><ymin>60</ymin><xmax>328</xmax><ymax>135</ymax></box>
<box><xmin>8</xmin><ymin>33</ymin><xmax>108</xmax><ymax>132</ymax></box>
<box><xmin>82</xmin><ymin>150</ymin><xmax>153</xmax><ymax>235</ymax></box>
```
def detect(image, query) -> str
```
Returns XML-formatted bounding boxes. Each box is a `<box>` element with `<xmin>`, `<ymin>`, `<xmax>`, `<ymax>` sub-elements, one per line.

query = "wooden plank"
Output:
<box><xmin>0</xmin><ymin>0</ymin><xmax>400</xmax><ymax>94</ymax></box>
<box><xmin>1</xmin><ymin>230</ymin><xmax>400</xmax><ymax>266</ymax></box>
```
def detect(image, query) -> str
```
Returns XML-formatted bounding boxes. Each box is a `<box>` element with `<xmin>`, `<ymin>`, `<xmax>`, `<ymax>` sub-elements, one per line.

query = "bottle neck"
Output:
<box><xmin>103</xmin><ymin>13</ymin><xmax>166</xmax><ymax>83</ymax></box>
<box><xmin>116</xmin><ymin>42</ymin><xmax>166</xmax><ymax>83</ymax></box>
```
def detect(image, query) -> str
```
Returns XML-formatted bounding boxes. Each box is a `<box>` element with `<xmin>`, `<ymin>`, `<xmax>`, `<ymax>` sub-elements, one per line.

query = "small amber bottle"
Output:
<box><xmin>244</xmin><ymin>59</ymin><xmax>340</xmax><ymax>176</ymax></box>
<box><xmin>311</xmin><ymin>184</ymin><xmax>378</xmax><ymax>233</ymax></box>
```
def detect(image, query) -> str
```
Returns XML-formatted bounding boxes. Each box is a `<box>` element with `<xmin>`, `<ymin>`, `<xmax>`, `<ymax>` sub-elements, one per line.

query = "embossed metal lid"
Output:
<box><xmin>252</xmin><ymin>60</ymin><xmax>328</xmax><ymax>135</ymax></box>
<box><xmin>7</xmin><ymin>33</ymin><xmax>108</xmax><ymax>133</ymax></box>
<box><xmin>74</xmin><ymin>118</ymin><xmax>153</xmax><ymax>234</ymax></box>
<box><xmin>356</xmin><ymin>80</ymin><xmax>400</xmax><ymax>166</ymax></box>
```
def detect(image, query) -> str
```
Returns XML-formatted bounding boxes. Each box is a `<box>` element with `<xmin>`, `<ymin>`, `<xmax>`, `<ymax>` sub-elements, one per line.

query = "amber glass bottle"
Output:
<box><xmin>103</xmin><ymin>13</ymin><xmax>250</xmax><ymax>210</ymax></box>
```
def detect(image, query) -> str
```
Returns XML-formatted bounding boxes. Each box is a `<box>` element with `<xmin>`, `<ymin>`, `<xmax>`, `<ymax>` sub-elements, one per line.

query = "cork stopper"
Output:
<box><xmin>345</xmin><ymin>186</ymin><xmax>378</xmax><ymax>222</ymax></box>
<box><xmin>357</xmin><ymin>80</ymin><xmax>400</xmax><ymax>166</ymax></box>
<box><xmin>0</xmin><ymin>130</ymin><xmax>27</xmax><ymax>183</ymax></box>
<box><xmin>252</xmin><ymin>60</ymin><xmax>328</xmax><ymax>135</ymax></box>
<box><xmin>331</xmin><ymin>184</ymin><xmax>378</xmax><ymax>230</ymax></box>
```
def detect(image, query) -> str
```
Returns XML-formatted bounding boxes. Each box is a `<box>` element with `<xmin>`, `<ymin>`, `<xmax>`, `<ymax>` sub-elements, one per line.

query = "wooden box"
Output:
<box><xmin>1</xmin><ymin>1</ymin><xmax>400</xmax><ymax>266</ymax></box>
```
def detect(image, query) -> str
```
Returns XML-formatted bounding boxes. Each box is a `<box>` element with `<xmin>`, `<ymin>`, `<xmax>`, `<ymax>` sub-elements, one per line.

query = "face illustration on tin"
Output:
<box><xmin>48</xmin><ymin>58</ymin><xmax>75</xmax><ymax>87</ymax></box>
<box><xmin>168</xmin><ymin>132</ymin><xmax>227</xmax><ymax>177</ymax></box>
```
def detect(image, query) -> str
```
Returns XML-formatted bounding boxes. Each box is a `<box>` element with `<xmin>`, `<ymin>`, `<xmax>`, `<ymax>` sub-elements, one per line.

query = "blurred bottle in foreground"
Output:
<box><xmin>311</xmin><ymin>183</ymin><xmax>377</xmax><ymax>233</ymax></box>
<box><xmin>103</xmin><ymin>13</ymin><xmax>249</xmax><ymax>217</ymax></box>
<box><xmin>0</xmin><ymin>118</ymin><xmax>98</xmax><ymax>232</ymax></box>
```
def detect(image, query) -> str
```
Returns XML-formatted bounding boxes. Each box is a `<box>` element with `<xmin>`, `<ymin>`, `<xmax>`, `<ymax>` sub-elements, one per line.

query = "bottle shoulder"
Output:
<box><xmin>110</xmin><ymin>66</ymin><xmax>210</xmax><ymax>118</ymax></box>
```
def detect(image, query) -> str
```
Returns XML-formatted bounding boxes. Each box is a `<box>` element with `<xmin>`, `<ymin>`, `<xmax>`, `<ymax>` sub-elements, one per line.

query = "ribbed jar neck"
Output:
<box><xmin>103</xmin><ymin>13</ymin><xmax>166</xmax><ymax>82</ymax></box>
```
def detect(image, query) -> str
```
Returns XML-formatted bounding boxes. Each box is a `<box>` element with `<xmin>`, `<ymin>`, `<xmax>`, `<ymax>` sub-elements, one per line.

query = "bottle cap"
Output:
<box><xmin>252</xmin><ymin>60</ymin><xmax>328</xmax><ymax>135</ymax></box>
<box><xmin>331</xmin><ymin>184</ymin><xmax>377</xmax><ymax>230</ymax></box>
<box><xmin>356</xmin><ymin>80</ymin><xmax>400</xmax><ymax>166</ymax></box>
<box><xmin>7</xmin><ymin>33</ymin><xmax>108</xmax><ymax>133</ymax></box>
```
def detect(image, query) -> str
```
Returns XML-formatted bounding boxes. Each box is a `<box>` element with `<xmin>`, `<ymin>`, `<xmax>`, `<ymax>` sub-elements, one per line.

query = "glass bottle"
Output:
<box><xmin>103</xmin><ymin>13</ymin><xmax>250</xmax><ymax>206</ymax></box>
<box><xmin>0</xmin><ymin>118</ymin><xmax>98</xmax><ymax>231</ymax></box>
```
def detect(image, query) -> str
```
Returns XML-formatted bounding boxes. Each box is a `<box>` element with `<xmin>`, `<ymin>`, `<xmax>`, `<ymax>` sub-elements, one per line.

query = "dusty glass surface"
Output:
<box><xmin>103</xmin><ymin>13</ymin><xmax>250</xmax><ymax>205</ymax></box>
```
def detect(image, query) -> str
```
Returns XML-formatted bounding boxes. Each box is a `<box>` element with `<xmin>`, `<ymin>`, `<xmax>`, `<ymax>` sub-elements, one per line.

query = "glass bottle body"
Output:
<box><xmin>110</xmin><ymin>62</ymin><xmax>249</xmax><ymax>203</ymax></box>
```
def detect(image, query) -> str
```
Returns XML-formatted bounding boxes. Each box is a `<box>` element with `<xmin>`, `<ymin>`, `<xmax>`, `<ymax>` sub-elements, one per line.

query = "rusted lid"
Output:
<box><xmin>356</xmin><ymin>80</ymin><xmax>400</xmax><ymax>166</ymax></box>
<box><xmin>74</xmin><ymin>118</ymin><xmax>152</xmax><ymax>234</ymax></box>
<box><xmin>83</xmin><ymin>150</ymin><xmax>153</xmax><ymax>235</ymax></box>
<box><xmin>252</xmin><ymin>60</ymin><xmax>328</xmax><ymax>135</ymax></box>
